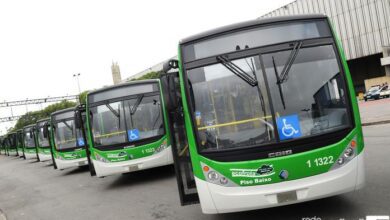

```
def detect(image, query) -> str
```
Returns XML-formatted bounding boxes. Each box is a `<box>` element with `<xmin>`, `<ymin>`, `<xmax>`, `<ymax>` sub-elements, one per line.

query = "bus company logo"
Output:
<box><xmin>231</xmin><ymin>166</ymin><xmax>275</xmax><ymax>178</ymax></box>
<box><xmin>107</xmin><ymin>152</ymin><xmax>126</xmax><ymax>159</ymax></box>
<box><xmin>257</xmin><ymin>164</ymin><xmax>274</xmax><ymax>175</ymax></box>
<box><xmin>63</xmin><ymin>153</ymin><xmax>78</xmax><ymax>158</ymax></box>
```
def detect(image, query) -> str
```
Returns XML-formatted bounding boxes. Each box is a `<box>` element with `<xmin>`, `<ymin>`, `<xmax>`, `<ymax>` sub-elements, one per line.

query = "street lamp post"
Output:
<box><xmin>73</xmin><ymin>73</ymin><xmax>81</xmax><ymax>103</ymax></box>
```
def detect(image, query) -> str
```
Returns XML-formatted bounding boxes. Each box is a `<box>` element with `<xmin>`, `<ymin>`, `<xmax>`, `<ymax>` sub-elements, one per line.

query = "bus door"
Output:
<box><xmin>161</xmin><ymin>61</ymin><xmax>199</xmax><ymax>205</ymax></box>
<box><xmin>75</xmin><ymin>104</ymin><xmax>96</xmax><ymax>176</ymax></box>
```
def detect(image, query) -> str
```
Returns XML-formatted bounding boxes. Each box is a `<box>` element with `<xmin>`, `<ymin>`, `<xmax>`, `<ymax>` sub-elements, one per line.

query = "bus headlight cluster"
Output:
<box><xmin>95</xmin><ymin>152</ymin><xmax>108</xmax><ymax>163</ymax></box>
<box><xmin>154</xmin><ymin>140</ymin><xmax>168</xmax><ymax>154</ymax></box>
<box><xmin>201</xmin><ymin>163</ymin><xmax>237</xmax><ymax>187</ymax></box>
<box><xmin>331</xmin><ymin>137</ymin><xmax>357</xmax><ymax>170</ymax></box>
<box><xmin>56</xmin><ymin>154</ymin><xmax>63</xmax><ymax>160</ymax></box>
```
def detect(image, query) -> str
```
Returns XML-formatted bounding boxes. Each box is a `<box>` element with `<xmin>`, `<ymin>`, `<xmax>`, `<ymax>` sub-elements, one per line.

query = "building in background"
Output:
<box><xmin>261</xmin><ymin>0</ymin><xmax>390</xmax><ymax>92</ymax></box>
<box><xmin>111</xmin><ymin>61</ymin><xmax>122</xmax><ymax>85</ymax></box>
<box><xmin>125</xmin><ymin>0</ymin><xmax>390</xmax><ymax>93</ymax></box>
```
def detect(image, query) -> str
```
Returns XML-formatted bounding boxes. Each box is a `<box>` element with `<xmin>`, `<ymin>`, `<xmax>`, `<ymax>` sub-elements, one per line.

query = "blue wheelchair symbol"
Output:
<box><xmin>276</xmin><ymin>114</ymin><xmax>302</xmax><ymax>140</ymax></box>
<box><xmin>77</xmin><ymin>138</ymin><xmax>85</xmax><ymax>147</ymax></box>
<box><xmin>128</xmin><ymin>129</ymin><xmax>140</xmax><ymax>141</ymax></box>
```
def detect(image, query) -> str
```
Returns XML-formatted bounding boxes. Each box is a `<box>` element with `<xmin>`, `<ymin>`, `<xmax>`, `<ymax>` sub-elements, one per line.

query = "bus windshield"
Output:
<box><xmin>90</xmin><ymin>94</ymin><xmax>164</xmax><ymax>148</ymax></box>
<box><xmin>37</xmin><ymin>122</ymin><xmax>50</xmax><ymax>148</ymax></box>
<box><xmin>24</xmin><ymin>129</ymin><xmax>35</xmax><ymax>148</ymax></box>
<box><xmin>187</xmin><ymin>44</ymin><xmax>351</xmax><ymax>152</ymax></box>
<box><xmin>54</xmin><ymin>118</ymin><xmax>84</xmax><ymax>150</ymax></box>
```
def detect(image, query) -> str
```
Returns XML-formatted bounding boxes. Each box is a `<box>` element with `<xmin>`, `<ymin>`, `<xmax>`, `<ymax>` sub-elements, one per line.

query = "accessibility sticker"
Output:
<box><xmin>128</xmin><ymin>129</ymin><xmax>140</xmax><ymax>141</ymax></box>
<box><xmin>276</xmin><ymin>114</ymin><xmax>302</xmax><ymax>140</ymax></box>
<box><xmin>77</xmin><ymin>138</ymin><xmax>85</xmax><ymax>147</ymax></box>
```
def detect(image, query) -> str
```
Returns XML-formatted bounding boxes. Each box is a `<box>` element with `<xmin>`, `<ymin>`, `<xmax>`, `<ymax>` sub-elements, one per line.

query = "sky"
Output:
<box><xmin>0</xmin><ymin>0</ymin><xmax>295</xmax><ymax>134</ymax></box>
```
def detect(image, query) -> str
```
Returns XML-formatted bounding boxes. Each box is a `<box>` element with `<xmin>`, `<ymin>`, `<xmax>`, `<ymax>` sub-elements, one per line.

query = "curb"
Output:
<box><xmin>362</xmin><ymin>120</ymin><xmax>390</xmax><ymax>127</ymax></box>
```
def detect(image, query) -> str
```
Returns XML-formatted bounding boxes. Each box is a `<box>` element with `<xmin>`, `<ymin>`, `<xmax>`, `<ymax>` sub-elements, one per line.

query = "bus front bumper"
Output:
<box><xmin>38</xmin><ymin>153</ymin><xmax>52</xmax><ymax>162</ymax></box>
<box><xmin>55</xmin><ymin>157</ymin><xmax>88</xmax><ymax>170</ymax></box>
<box><xmin>92</xmin><ymin>146</ymin><xmax>173</xmax><ymax>178</ymax></box>
<box><xmin>196</xmin><ymin>151</ymin><xmax>365</xmax><ymax>214</ymax></box>
<box><xmin>24</xmin><ymin>152</ymin><xmax>37</xmax><ymax>160</ymax></box>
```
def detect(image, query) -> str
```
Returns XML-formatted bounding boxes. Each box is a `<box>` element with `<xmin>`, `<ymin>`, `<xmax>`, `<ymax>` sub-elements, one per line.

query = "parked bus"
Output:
<box><xmin>49</xmin><ymin>107</ymin><xmax>88</xmax><ymax>170</ymax></box>
<box><xmin>23</xmin><ymin>124</ymin><xmax>39</xmax><ymax>160</ymax></box>
<box><xmin>6</xmin><ymin>132</ymin><xmax>18</xmax><ymax>156</ymax></box>
<box><xmin>2</xmin><ymin>136</ymin><xmax>9</xmax><ymax>156</ymax></box>
<box><xmin>16</xmin><ymin>130</ymin><xmax>25</xmax><ymax>158</ymax></box>
<box><xmin>36</xmin><ymin>118</ymin><xmax>53</xmax><ymax>162</ymax></box>
<box><xmin>0</xmin><ymin>136</ymin><xmax>5</xmax><ymax>155</ymax></box>
<box><xmin>82</xmin><ymin>80</ymin><xmax>173</xmax><ymax>177</ymax></box>
<box><xmin>164</xmin><ymin>15</ymin><xmax>365</xmax><ymax>213</ymax></box>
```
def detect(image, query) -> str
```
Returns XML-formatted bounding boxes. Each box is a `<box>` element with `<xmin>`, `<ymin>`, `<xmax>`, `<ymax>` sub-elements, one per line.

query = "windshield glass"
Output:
<box><xmin>90</xmin><ymin>94</ymin><xmax>165</xmax><ymax>148</ymax></box>
<box><xmin>188</xmin><ymin>56</ymin><xmax>276</xmax><ymax>150</ymax></box>
<box><xmin>91</xmin><ymin>101</ymin><xmax>127</xmax><ymax>146</ymax></box>
<box><xmin>17</xmin><ymin>133</ymin><xmax>23</xmax><ymax>147</ymax></box>
<box><xmin>54</xmin><ymin>119</ymin><xmax>81</xmax><ymax>150</ymax></box>
<box><xmin>37</xmin><ymin>122</ymin><xmax>50</xmax><ymax>148</ymax></box>
<box><xmin>263</xmin><ymin>45</ymin><xmax>350</xmax><ymax>137</ymax></box>
<box><xmin>187</xmin><ymin>45</ymin><xmax>351</xmax><ymax>151</ymax></box>
<box><xmin>24</xmin><ymin>129</ymin><xmax>35</xmax><ymax>148</ymax></box>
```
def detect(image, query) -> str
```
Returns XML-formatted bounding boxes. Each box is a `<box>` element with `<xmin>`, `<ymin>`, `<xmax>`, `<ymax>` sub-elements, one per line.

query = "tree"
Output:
<box><xmin>11</xmin><ymin>100</ymin><xmax>76</xmax><ymax>131</ymax></box>
<box><xmin>79</xmin><ymin>90</ymin><xmax>89</xmax><ymax>104</ymax></box>
<box><xmin>129</xmin><ymin>71</ymin><xmax>162</xmax><ymax>81</ymax></box>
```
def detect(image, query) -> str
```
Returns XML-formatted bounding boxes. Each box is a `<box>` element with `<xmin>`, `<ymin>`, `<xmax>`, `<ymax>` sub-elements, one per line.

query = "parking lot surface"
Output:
<box><xmin>0</xmin><ymin>123</ymin><xmax>389</xmax><ymax>220</ymax></box>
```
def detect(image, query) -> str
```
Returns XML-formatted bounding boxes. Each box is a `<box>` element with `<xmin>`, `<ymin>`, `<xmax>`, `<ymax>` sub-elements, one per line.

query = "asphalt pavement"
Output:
<box><xmin>0</xmin><ymin>124</ymin><xmax>389</xmax><ymax>220</ymax></box>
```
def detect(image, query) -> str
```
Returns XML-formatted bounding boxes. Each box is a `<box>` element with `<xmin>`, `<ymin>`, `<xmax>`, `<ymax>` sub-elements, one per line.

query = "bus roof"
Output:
<box><xmin>51</xmin><ymin>107</ymin><xmax>76</xmax><ymax>117</ymax></box>
<box><xmin>180</xmin><ymin>14</ymin><xmax>327</xmax><ymax>45</ymax></box>
<box><xmin>88</xmin><ymin>79</ymin><xmax>160</xmax><ymax>97</ymax></box>
<box><xmin>36</xmin><ymin>118</ymin><xmax>50</xmax><ymax>123</ymax></box>
<box><xmin>23</xmin><ymin>124</ymin><xmax>36</xmax><ymax>129</ymax></box>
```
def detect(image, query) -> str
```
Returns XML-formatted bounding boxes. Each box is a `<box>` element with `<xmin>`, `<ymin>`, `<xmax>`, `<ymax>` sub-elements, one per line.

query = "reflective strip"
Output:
<box><xmin>198</xmin><ymin>116</ymin><xmax>272</xmax><ymax>131</ymax></box>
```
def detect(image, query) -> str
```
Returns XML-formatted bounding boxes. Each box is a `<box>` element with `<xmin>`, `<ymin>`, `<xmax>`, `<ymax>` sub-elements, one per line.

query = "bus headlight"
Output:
<box><xmin>331</xmin><ymin>137</ymin><xmax>357</xmax><ymax>170</ymax></box>
<box><xmin>95</xmin><ymin>152</ymin><xmax>108</xmax><ymax>163</ymax></box>
<box><xmin>337</xmin><ymin>157</ymin><xmax>344</xmax><ymax>165</ymax></box>
<box><xmin>207</xmin><ymin>171</ymin><xmax>219</xmax><ymax>181</ymax></box>
<box><xmin>201</xmin><ymin>162</ymin><xmax>237</xmax><ymax>187</ymax></box>
<box><xmin>154</xmin><ymin>140</ymin><xmax>168</xmax><ymax>154</ymax></box>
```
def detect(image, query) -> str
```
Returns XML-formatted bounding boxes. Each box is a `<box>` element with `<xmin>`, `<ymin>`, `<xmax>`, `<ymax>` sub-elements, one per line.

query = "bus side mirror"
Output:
<box><xmin>74</xmin><ymin>110</ymin><xmax>82</xmax><ymax>129</ymax></box>
<box><xmin>29</xmin><ymin>131</ymin><xmax>33</xmax><ymax>139</ymax></box>
<box><xmin>163</xmin><ymin>59</ymin><xmax>179</xmax><ymax>73</ymax></box>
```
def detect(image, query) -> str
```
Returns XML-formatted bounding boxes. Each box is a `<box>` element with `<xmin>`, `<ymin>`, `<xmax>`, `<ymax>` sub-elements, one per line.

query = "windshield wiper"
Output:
<box><xmin>63</xmin><ymin>121</ymin><xmax>73</xmax><ymax>134</ymax></box>
<box><xmin>106</xmin><ymin>103</ymin><xmax>121</xmax><ymax>128</ymax></box>
<box><xmin>277</xmin><ymin>41</ymin><xmax>302</xmax><ymax>84</ymax></box>
<box><xmin>106</xmin><ymin>104</ymin><xmax>120</xmax><ymax>118</ymax></box>
<box><xmin>217</xmin><ymin>55</ymin><xmax>258</xmax><ymax>87</ymax></box>
<box><xmin>272</xmin><ymin>56</ymin><xmax>286</xmax><ymax>110</ymax></box>
<box><xmin>131</xmin><ymin>94</ymin><xmax>144</xmax><ymax>115</ymax></box>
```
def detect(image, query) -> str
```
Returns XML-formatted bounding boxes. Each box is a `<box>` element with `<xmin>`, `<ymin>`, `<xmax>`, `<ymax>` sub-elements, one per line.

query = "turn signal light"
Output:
<box><xmin>350</xmin><ymin>140</ymin><xmax>356</xmax><ymax>148</ymax></box>
<box><xmin>203</xmin><ymin>166</ymin><xmax>210</xmax><ymax>172</ymax></box>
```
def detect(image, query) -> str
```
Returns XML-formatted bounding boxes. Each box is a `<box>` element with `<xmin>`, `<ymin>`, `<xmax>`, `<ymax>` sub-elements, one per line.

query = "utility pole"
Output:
<box><xmin>73</xmin><ymin>73</ymin><xmax>81</xmax><ymax>104</ymax></box>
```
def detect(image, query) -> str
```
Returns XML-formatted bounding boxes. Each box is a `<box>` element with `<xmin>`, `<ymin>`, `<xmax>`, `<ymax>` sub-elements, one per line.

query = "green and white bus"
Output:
<box><xmin>83</xmin><ymin>80</ymin><xmax>173</xmax><ymax>177</ymax></box>
<box><xmin>36</xmin><ymin>118</ymin><xmax>53</xmax><ymax>162</ymax></box>
<box><xmin>0</xmin><ymin>136</ymin><xmax>5</xmax><ymax>155</ymax></box>
<box><xmin>16</xmin><ymin>130</ymin><xmax>25</xmax><ymax>158</ymax></box>
<box><xmin>49</xmin><ymin>107</ymin><xmax>88</xmax><ymax>170</ymax></box>
<box><xmin>164</xmin><ymin>15</ymin><xmax>365</xmax><ymax>213</ymax></box>
<box><xmin>2</xmin><ymin>136</ymin><xmax>9</xmax><ymax>156</ymax></box>
<box><xmin>6</xmin><ymin>132</ymin><xmax>18</xmax><ymax>156</ymax></box>
<box><xmin>23</xmin><ymin>124</ymin><xmax>39</xmax><ymax>160</ymax></box>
